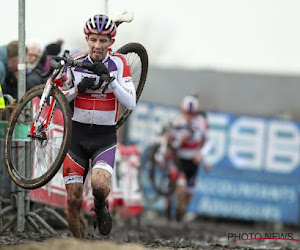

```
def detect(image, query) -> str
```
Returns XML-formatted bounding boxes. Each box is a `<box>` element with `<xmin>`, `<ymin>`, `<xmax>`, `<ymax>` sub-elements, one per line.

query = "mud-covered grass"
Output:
<box><xmin>0</xmin><ymin>211</ymin><xmax>300</xmax><ymax>250</ymax></box>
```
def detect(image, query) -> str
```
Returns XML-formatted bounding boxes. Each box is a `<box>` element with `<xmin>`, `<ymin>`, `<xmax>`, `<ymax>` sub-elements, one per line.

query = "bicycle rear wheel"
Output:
<box><xmin>116</xmin><ymin>43</ymin><xmax>148</xmax><ymax>129</ymax></box>
<box><xmin>4</xmin><ymin>85</ymin><xmax>72</xmax><ymax>189</ymax></box>
<box><xmin>148</xmin><ymin>144</ymin><xmax>179</xmax><ymax>196</ymax></box>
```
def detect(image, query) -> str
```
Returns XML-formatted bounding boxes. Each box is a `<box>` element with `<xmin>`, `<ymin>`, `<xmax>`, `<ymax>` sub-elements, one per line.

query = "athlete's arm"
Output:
<box><xmin>169</xmin><ymin>117</ymin><xmax>189</xmax><ymax>149</ymax></box>
<box><xmin>199</xmin><ymin>120</ymin><xmax>214</xmax><ymax>157</ymax></box>
<box><xmin>60</xmin><ymin>67</ymin><xmax>78</xmax><ymax>102</ymax></box>
<box><xmin>110</xmin><ymin>55</ymin><xmax>136</xmax><ymax>110</ymax></box>
<box><xmin>63</xmin><ymin>87</ymin><xmax>77</xmax><ymax>102</ymax></box>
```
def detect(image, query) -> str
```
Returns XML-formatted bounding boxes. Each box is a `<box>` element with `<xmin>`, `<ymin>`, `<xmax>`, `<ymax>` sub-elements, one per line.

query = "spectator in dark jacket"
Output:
<box><xmin>26</xmin><ymin>41</ymin><xmax>46</xmax><ymax>89</ymax></box>
<box><xmin>2</xmin><ymin>41</ymin><xmax>46</xmax><ymax>100</ymax></box>
<box><xmin>0</xmin><ymin>40</ymin><xmax>18</xmax><ymax>107</ymax></box>
<box><xmin>44</xmin><ymin>39</ymin><xmax>64</xmax><ymax>71</ymax></box>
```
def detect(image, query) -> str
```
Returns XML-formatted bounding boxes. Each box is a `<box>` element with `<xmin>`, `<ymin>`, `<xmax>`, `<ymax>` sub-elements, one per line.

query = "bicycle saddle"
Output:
<box><xmin>113</xmin><ymin>10</ymin><xmax>134</xmax><ymax>24</ymax></box>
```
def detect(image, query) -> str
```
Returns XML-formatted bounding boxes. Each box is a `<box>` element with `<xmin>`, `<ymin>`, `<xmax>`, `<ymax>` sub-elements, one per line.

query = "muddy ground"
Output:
<box><xmin>0</xmin><ymin>211</ymin><xmax>300</xmax><ymax>250</ymax></box>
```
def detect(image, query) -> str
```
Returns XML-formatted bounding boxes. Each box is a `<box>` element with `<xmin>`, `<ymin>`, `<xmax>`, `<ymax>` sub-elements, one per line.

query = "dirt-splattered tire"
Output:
<box><xmin>4</xmin><ymin>85</ymin><xmax>72</xmax><ymax>189</ymax></box>
<box><xmin>148</xmin><ymin>144</ymin><xmax>179</xmax><ymax>197</ymax></box>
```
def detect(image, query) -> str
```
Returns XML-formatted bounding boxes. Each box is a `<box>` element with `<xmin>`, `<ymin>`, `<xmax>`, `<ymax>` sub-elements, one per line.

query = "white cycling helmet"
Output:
<box><xmin>181</xmin><ymin>95</ymin><xmax>199</xmax><ymax>114</ymax></box>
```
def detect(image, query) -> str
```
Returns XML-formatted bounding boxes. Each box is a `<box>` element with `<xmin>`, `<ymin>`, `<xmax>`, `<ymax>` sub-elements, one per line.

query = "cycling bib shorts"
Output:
<box><xmin>62</xmin><ymin>121</ymin><xmax>117</xmax><ymax>185</ymax></box>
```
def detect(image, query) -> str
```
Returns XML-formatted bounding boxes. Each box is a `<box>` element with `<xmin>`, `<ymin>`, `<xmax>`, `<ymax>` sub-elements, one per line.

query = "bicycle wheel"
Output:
<box><xmin>140</xmin><ymin>146</ymin><xmax>162</xmax><ymax>203</ymax></box>
<box><xmin>4</xmin><ymin>84</ymin><xmax>72</xmax><ymax>189</ymax></box>
<box><xmin>148</xmin><ymin>143</ymin><xmax>180</xmax><ymax>196</ymax></box>
<box><xmin>116</xmin><ymin>43</ymin><xmax>148</xmax><ymax>129</ymax></box>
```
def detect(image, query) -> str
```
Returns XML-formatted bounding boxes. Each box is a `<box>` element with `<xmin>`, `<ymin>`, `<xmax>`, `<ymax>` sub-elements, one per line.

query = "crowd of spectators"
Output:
<box><xmin>0</xmin><ymin>39</ymin><xmax>64</xmax><ymax>104</ymax></box>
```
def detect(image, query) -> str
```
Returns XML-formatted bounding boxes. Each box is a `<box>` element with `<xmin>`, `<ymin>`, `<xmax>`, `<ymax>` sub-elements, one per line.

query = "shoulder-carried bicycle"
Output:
<box><xmin>4</xmin><ymin>11</ymin><xmax>148</xmax><ymax>190</ymax></box>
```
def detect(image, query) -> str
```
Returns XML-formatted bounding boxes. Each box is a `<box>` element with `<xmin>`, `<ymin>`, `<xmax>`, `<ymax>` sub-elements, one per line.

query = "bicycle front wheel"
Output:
<box><xmin>4</xmin><ymin>85</ymin><xmax>72</xmax><ymax>189</ymax></box>
<box><xmin>116</xmin><ymin>43</ymin><xmax>148</xmax><ymax>129</ymax></box>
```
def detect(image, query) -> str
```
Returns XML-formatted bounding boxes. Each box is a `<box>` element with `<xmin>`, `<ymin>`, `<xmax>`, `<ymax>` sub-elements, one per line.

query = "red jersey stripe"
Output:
<box><xmin>75</xmin><ymin>96</ymin><xmax>116</xmax><ymax>111</ymax></box>
<box><xmin>181</xmin><ymin>141</ymin><xmax>203</xmax><ymax>149</ymax></box>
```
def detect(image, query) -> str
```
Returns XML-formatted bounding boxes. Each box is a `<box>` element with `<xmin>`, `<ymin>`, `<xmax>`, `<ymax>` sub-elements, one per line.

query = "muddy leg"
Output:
<box><xmin>175</xmin><ymin>185</ymin><xmax>187</xmax><ymax>221</ymax></box>
<box><xmin>91</xmin><ymin>168</ymin><xmax>111</xmax><ymax>204</ymax></box>
<box><xmin>66</xmin><ymin>183</ymin><xmax>85</xmax><ymax>239</ymax></box>
<box><xmin>91</xmin><ymin>168</ymin><xmax>113</xmax><ymax>235</ymax></box>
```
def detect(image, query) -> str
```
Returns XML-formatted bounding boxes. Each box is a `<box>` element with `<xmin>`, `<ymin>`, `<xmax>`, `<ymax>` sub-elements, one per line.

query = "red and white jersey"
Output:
<box><xmin>62</xmin><ymin>49</ymin><xmax>136</xmax><ymax>126</ymax></box>
<box><xmin>170</xmin><ymin>115</ymin><xmax>213</xmax><ymax>159</ymax></box>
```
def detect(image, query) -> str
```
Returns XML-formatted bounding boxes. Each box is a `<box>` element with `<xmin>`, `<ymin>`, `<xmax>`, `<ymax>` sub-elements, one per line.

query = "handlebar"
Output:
<box><xmin>36</xmin><ymin>50</ymin><xmax>114</xmax><ymax>93</ymax></box>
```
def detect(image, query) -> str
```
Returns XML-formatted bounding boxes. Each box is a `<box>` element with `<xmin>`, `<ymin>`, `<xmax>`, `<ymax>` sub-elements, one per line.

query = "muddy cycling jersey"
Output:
<box><xmin>170</xmin><ymin>115</ymin><xmax>213</xmax><ymax>160</ymax></box>
<box><xmin>62</xmin><ymin>48</ymin><xmax>136</xmax><ymax>125</ymax></box>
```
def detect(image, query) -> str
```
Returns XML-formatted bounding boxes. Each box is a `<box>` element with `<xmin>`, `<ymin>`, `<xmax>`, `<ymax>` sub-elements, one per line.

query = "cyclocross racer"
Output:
<box><xmin>60</xmin><ymin>14</ymin><xmax>136</xmax><ymax>239</ymax></box>
<box><xmin>170</xmin><ymin>95</ymin><xmax>213</xmax><ymax>221</ymax></box>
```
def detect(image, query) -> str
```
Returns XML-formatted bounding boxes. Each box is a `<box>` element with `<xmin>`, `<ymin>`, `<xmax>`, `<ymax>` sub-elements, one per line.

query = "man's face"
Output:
<box><xmin>183</xmin><ymin>112</ymin><xmax>196</xmax><ymax>122</ymax></box>
<box><xmin>86</xmin><ymin>34</ymin><xmax>114</xmax><ymax>61</ymax></box>
<box><xmin>26</xmin><ymin>45</ymin><xmax>42</xmax><ymax>70</ymax></box>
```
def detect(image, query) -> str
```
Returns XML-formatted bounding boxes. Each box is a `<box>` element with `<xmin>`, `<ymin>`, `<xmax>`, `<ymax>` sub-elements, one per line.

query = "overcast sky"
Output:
<box><xmin>2</xmin><ymin>0</ymin><xmax>300</xmax><ymax>75</ymax></box>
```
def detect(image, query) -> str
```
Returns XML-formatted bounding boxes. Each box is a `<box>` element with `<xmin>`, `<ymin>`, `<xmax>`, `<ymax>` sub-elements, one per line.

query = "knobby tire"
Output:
<box><xmin>4</xmin><ymin>85</ymin><xmax>72</xmax><ymax>189</ymax></box>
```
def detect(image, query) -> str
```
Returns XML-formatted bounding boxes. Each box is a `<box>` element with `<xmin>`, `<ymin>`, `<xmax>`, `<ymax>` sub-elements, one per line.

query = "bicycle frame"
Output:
<box><xmin>28</xmin><ymin>66</ymin><xmax>64</xmax><ymax>139</ymax></box>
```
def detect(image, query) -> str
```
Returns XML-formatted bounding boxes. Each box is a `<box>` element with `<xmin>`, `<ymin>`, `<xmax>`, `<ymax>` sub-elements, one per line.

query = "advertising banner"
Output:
<box><xmin>127</xmin><ymin>102</ymin><xmax>300</xmax><ymax>224</ymax></box>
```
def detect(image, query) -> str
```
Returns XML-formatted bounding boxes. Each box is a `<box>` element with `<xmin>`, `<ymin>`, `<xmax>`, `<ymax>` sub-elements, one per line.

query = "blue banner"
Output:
<box><xmin>127</xmin><ymin>102</ymin><xmax>300</xmax><ymax>224</ymax></box>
